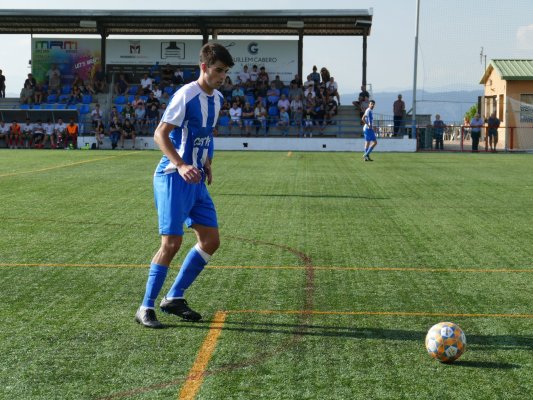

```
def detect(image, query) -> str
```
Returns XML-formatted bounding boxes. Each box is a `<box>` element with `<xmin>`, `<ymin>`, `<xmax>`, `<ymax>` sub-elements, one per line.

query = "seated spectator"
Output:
<box><xmin>304</xmin><ymin>74</ymin><xmax>315</xmax><ymax>92</ymax></box>
<box><xmin>254</xmin><ymin>101</ymin><xmax>267</xmax><ymax>136</ymax></box>
<box><xmin>92</xmin><ymin>65</ymin><xmax>107</xmax><ymax>94</ymax></box>
<box><xmin>54</xmin><ymin>118</ymin><xmax>67</xmax><ymax>149</ymax></box>
<box><xmin>109</xmin><ymin>106</ymin><xmax>121</xmax><ymax>123</ymax></box>
<box><xmin>360</xmin><ymin>96</ymin><xmax>370</xmax><ymax>117</ymax></box>
<box><xmin>219</xmin><ymin>100</ymin><xmax>230</xmax><ymax>117</ymax></box>
<box><xmin>277</xmin><ymin>94</ymin><xmax>290</xmax><ymax>115</ymax></box>
<box><xmin>359</xmin><ymin>85</ymin><xmax>370</xmax><ymax>99</ymax></box>
<box><xmin>290</xmin><ymin>95</ymin><xmax>304</xmax><ymax>131</ymax></box>
<box><xmin>108</xmin><ymin>116</ymin><xmax>122</xmax><ymax>149</ymax></box>
<box><xmin>20</xmin><ymin>118</ymin><xmax>33</xmax><ymax>149</ymax></box>
<box><xmin>145</xmin><ymin>104</ymin><xmax>159</xmax><ymax>134</ymax></box>
<box><xmin>42</xmin><ymin>119</ymin><xmax>55</xmax><ymax>148</ymax></box>
<box><xmin>220</xmin><ymin>76</ymin><xmax>234</xmax><ymax>100</ymax></box>
<box><xmin>161</xmin><ymin>63</ymin><xmax>174</xmax><ymax>87</ymax></box>
<box><xmin>114</xmin><ymin>73</ymin><xmax>129</xmax><ymax>96</ymax></box>
<box><xmin>84</xmin><ymin>77</ymin><xmax>96</xmax><ymax>95</ymax></box>
<box><xmin>145</xmin><ymin>92</ymin><xmax>160</xmax><ymax>111</ymax></box>
<box><xmin>303</xmin><ymin>104</ymin><xmax>314</xmax><ymax>138</ymax></box>
<box><xmin>313</xmin><ymin>96</ymin><xmax>326</xmax><ymax>134</ymax></box>
<box><xmin>277</xmin><ymin>107</ymin><xmax>290</xmax><ymax>136</ymax></box>
<box><xmin>304</xmin><ymin>86</ymin><xmax>316</xmax><ymax>100</ymax></box>
<box><xmin>140</xmin><ymin>73</ymin><xmax>153</xmax><ymax>95</ymax></box>
<box><xmin>320</xmin><ymin>67</ymin><xmax>331</xmax><ymax>85</ymax></box>
<box><xmin>271</xmin><ymin>75</ymin><xmax>285</xmax><ymax>90</ymax></box>
<box><xmin>134</xmin><ymin>103</ymin><xmax>146</xmax><ymax>134</ymax></box>
<box><xmin>32</xmin><ymin>120</ymin><xmax>45</xmax><ymax>148</ymax></box>
<box><xmin>72</xmin><ymin>73</ymin><xmax>85</xmax><ymax>92</ymax></box>
<box><xmin>67</xmin><ymin>86</ymin><xmax>83</xmax><ymax>105</ymax></box>
<box><xmin>8</xmin><ymin>120</ymin><xmax>22</xmax><ymax>149</ymax></box>
<box><xmin>158</xmin><ymin>103</ymin><xmax>166</xmax><ymax>120</ymax></box>
<box><xmin>352</xmin><ymin>95</ymin><xmax>363</xmax><ymax>120</ymax></box>
<box><xmin>228</xmin><ymin>102</ymin><xmax>242</xmax><ymax>134</ymax></box>
<box><xmin>91</xmin><ymin>103</ymin><xmax>103</xmax><ymax>127</ymax></box>
<box><xmin>120</xmin><ymin>118</ymin><xmax>137</xmax><ymax>149</ymax></box>
<box><xmin>257</xmin><ymin>66</ymin><xmax>269</xmax><ymax>85</ymax></box>
<box><xmin>149</xmin><ymin>61</ymin><xmax>160</xmax><ymax>78</ymax></box>
<box><xmin>20</xmin><ymin>82</ymin><xmax>34</xmax><ymax>104</ymax></box>
<box><xmin>33</xmin><ymin>84</ymin><xmax>44</xmax><ymax>104</ymax></box>
<box><xmin>152</xmin><ymin>84</ymin><xmax>162</xmax><ymax>100</ymax></box>
<box><xmin>326</xmin><ymin>77</ymin><xmax>341</xmax><ymax>105</ymax></box>
<box><xmin>290</xmin><ymin>74</ymin><xmax>303</xmax><ymax>88</ymax></box>
<box><xmin>172</xmin><ymin>68</ymin><xmax>184</xmax><ymax>86</ymax></box>
<box><xmin>0</xmin><ymin>120</ymin><xmax>9</xmax><ymax>148</ymax></box>
<box><xmin>121</xmin><ymin>103</ymin><xmax>136</xmax><ymax>121</ymax></box>
<box><xmin>241</xmin><ymin>101</ymin><xmax>255</xmax><ymax>137</ymax></box>
<box><xmin>266</xmin><ymin>82</ymin><xmax>280</xmax><ymax>105</ymax></box>
<box><xmin>25</xmin><ymin>73</ymin><xmax>37</xmax><ymax>89</ymax></box>
<box><xmin>288</xmin><ymin>81</ymin><xmax>304</xmax><ymax>102</ymax></box>
<box><xmin>255</xmin><ymin>80</ymin><xmax>268</xmax><ymax>98</ymax></box>
<box><xmin>65</xmin><ymin>118</ymin><xmax>79</xmax><ymax>149</ymax></box>
<box><xmin>92</xmin><ymin>120</ymin><xmax>105</xmax><ymax>149</ymax></box>
<box><xmin>325</xmin><ymin>94</ymin><xmax>338</xmax><ymax>125</ymax></box>
<box><xmin>231</xmin><ymin>85</ymin><xmax>245</xmax><ymax>105</ymax></box>
<box><xmin>249</xmin><ymin>65</ymin><xmax>259</xmax><ymax>87</ymax></box>
<box><xmin>132</xmin><ymin>95</ymin><xmax>143</xmax><ymax>108</ymax></box>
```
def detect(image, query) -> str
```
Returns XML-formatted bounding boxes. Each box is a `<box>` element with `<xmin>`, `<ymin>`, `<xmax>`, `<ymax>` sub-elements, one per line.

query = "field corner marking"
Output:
<box><xmin>178</xmin><ymin>311</ymin><xmax>227</xmax><ymax>400</ymax></box>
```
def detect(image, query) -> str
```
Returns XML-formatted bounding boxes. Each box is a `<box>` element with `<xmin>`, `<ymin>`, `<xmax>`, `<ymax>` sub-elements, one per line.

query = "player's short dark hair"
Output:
<box><xmin>369</xmin><ymin>100</ymin><xmax>376</xmax><ymax>104</ymax></box>
<box><xmin>199</xmin><ymin>43</ymin><xmax>235</xmax><ymax>68</ymax></box>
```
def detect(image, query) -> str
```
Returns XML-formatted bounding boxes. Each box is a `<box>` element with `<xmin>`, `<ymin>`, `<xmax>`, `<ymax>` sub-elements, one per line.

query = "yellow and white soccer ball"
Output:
<box><xmin>425</xmin><ymin>322</ymin><xmax>466</xmax><ymax>363</ymax></box>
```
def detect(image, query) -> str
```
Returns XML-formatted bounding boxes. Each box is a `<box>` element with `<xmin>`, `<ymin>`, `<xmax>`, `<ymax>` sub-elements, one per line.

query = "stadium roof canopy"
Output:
<box><xmin>0</xmin><ymin>9</ymin><xmax>373</xmax><ymax>36</ymax></box>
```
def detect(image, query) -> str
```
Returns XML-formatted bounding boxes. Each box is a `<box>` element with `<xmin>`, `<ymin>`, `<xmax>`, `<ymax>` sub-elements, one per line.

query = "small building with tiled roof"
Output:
<box><xmin>480</xmin><ymin>59</ymin><xmax>533</xmax><ymax>151</ymax></box>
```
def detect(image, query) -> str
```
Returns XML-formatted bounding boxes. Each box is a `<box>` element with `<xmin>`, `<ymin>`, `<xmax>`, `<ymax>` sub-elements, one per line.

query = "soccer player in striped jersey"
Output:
<box><xmin>135</xmin><ymin>43</ymin><xmax>234</xmax><ymax>328</ymax></box>
<box><xmin>362</xmin><ymin>100</ymin><xmax>377</xmax><ymax>161</ymax></box>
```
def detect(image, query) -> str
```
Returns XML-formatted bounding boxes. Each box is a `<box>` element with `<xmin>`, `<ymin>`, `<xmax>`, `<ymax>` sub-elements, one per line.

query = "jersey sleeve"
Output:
<box><xmin>161</xmin><ymin>89</ymin><xmax>187</xmax><ymax>127</ymax></box>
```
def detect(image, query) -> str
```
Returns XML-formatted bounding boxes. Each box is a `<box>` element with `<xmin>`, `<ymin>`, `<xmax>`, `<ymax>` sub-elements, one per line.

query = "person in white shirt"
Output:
<box><xmin>54</xmin><ymin>118</ymin><xmax>67</xmax><ymax>149</ymax></box>
<box><xmin>42</xmin><ymin>119</ymin><xmax>56</xmax><ymax>148</ymax></box>
<box><xmin>326</xmin><ymin>77</ymin><xmax>340</xmax><ymax>105</ymax></box>
<box><xmin>140</xmin><ymin>73</ymin><xmax>153</xmax><ymax>95</ymax></box>
<box><xmin>237</xmin><ymin>65</ymin><xmax>251</xmax><ymax>88</ymax></box>
<box><xmin>228</xmin><ymin>102</ymin><xmax>242</xmax><ymax>134</ymax></box>
<box><xmin>152</xmin><ymin>84</ymin><xmax>163</xmax><ymax>100</ymax></box>
<box><xmin>0</xmin><ymin>120</ymin><xmax>10</xmax><ymax>147</ymax></box>
<box><xmin>20</xmin><ymin>118</ymin><xmax>33</xmax><ymax>149</ymax></box>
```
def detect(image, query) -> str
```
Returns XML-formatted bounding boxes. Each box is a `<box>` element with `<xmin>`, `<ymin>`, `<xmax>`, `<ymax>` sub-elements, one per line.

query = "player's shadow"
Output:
<box><xmin>165</xmin><ymin>319</ymin><xmax>532</xmax><ymax>367</ymax></box>
<box><xmin>215</xmin><ymin>192</ymin><xmax>390</xmax><ymax>200</ymax></box>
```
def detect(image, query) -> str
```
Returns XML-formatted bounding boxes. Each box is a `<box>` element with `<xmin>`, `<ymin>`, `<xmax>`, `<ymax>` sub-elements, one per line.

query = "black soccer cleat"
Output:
<box><xmin>160</xmin><ymin>297</ymin><xmax>202</xmax><ymax>321</ymax></box>
<box><xmin>135</xmin><ymin>307</ymin><xmax>164</xmax><ymax>329</ymax></box>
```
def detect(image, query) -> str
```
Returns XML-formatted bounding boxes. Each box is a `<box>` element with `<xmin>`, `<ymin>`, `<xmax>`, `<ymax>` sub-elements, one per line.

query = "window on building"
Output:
<box><xmin>520</xmin><ymin>94</ymin><xmax>533</xmax><ymax>123</ymax></box>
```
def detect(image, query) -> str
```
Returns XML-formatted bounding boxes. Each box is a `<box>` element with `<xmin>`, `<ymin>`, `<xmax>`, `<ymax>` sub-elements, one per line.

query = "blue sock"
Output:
<box><xmin>365</xmin><ymin>146</ymin><xmax>374</xmax><ymax>157</ymax></box>
<box><xmin>141</xmin><ymin>263</ymin><xmax>168</xmax><ymax>308</ymax></box>
<box><xmin>166</xmin><ymin>244</ymin><xmax>210</xmax><ymax>299</ymax></box>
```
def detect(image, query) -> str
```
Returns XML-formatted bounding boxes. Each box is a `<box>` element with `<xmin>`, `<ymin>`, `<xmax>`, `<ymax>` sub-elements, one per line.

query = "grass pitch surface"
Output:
<box><xmin>1</xmin><ymin>149</ymin><xmax>532</xmax><ymax>399</ymax></box>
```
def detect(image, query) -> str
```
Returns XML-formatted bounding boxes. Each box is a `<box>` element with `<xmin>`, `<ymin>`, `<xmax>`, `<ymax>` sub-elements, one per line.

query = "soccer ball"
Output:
<box><xmin>425</xmin><ymin>322</ymin><xmax>466</xmax><ymax>363</ymax></box>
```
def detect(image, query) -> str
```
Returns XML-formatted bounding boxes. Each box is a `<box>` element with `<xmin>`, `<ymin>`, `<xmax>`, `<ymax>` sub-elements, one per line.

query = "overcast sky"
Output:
<box><xmin>1</xmin><ymin>0</ymin><xmax>532</xmax><ymax>97</ymax></box>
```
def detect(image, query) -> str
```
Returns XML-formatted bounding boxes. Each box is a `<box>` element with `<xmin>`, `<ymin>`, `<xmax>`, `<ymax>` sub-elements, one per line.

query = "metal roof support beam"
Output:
<box><xmin>298</xmin><ymin>32</ymin><xmax>303</xmax><ymax>82</ymax></box>
<box><xmin>362</xmin><ymin>34</ymin><xmax>367</xmax><ymax>86</ymax></box>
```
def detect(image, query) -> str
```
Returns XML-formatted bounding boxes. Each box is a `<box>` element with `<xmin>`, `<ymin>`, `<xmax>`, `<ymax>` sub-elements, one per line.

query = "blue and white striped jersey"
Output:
<box><xmin>155</xmin><ymin>81</ymin><xmax>222</xmax><ymax>175</ymax></box>
<box><xmin>363</xmin><ymin>107</ymin><xmax>373</xmax><ymax>129</ymax></box>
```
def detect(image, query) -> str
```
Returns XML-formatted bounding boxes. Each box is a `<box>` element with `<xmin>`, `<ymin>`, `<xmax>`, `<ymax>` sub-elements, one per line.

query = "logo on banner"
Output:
<box><xmin>34</xmin><ymin>40</ymin><xmax>78</xmax><ymax>53</ymax></box>
<box><xmin>161</xmin><ymin>42</ymin><xmax>185</xmax><ymax>59</ymax></box>
<box><xmin>129</xmin><ymin>41</ymin><xmax>141</xmax><ymax>54</ymax></box>
<box><xmin>247</xmin><ymin>42</ymin><xmax>259</xmax><ymax>55</ymax></box>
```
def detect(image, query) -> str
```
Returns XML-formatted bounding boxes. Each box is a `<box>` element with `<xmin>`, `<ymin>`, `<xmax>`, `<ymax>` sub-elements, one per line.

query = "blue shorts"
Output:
<box><xmin>153</xmin><ymin>172</ymin><xmax>218</xmax><ymax>236</ymax></box>
<box><xmin>364</xmin><ymin>127</ymin><xmax>376</xmax><ymax>141</ymax></box>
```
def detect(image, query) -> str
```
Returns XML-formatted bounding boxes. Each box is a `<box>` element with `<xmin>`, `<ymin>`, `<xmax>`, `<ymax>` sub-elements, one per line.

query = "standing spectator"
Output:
<box><xmin>65</xmin><ymin>118</ymin><xmax>79</xmax><ymax>149</ymax></box>
<box><xmin>362</xmin><ymin>100</ymin><xmax>377</xmax><ymax>161</ymax></box>
<box><xmin>320</xmin><ymin>67</ymin><xmax>331</xmax><ymax>85</ymax></box>
<box><xmin>470</xmin><ymin>113</ymin><xmax>484</xmax><ymax>152</ymax></box>
<box><xmin>8</xmin><ymin>120</ymin><xmax>22</xmax><ymax>149</ymax></box>
<box><xmin>258</xmin><ymin>66</ymin><xmax>269</xmax><ymax>86</ymax></box>
<box><xmin>310</xmin><ymin>65</ymin><xmax>321</xmax><ymax>86</ymax></box>
<box><xmin>161</xmin><ymin>64</ymin><xmax>174</xmax><ymax>87</ymax></box>
<box><xmin>228</xmin><ymin>101</ymin><xmax>242</xmax><ymax>134</ymax></box>
<box><xmin>393</xmin><ymin>94</ymin><xmax>405</xmax><ymax>136</ymax></box>
<box><xmin>46</xmin><ymin>64</ymin><xmax>61</xmax><ymax>95</ymax></box>
<box><xmin>20</xmin><ymin>118</ymin><xmax>33</xmax><ymax>149</ymax></box>
<box><xmin>237</xmin><ymin>65</ymin><xmax>250</xmax><ymax>87</ymax></box>
<box><xmin>120</xmin><ymin>118</ymin><xmax>137</xmax><ymax>149</ymax></box>
<box><xmin>54</xmin><ymin>118</ymin><xmax>67</xmax><ymax>149</ymax></box>
<box><xmin>140</xmin><ymin>73</ymin><xmax>153</xmax><ymax>95</ymax></box>
<box><xmin>487</xmin><ymin>111</ymin><xmax>500</xmax><ymax>152</ymax></box>
<box><xmin>241</xmin><ymin>101</ymin><xmax>254</xmax><ymax>136</ymax></box>
<box><xmin>91</xmin><ymin>103</ymin><xmax>103</xmax><ymax>127</ymax></box>
<box><xmin>19</xmin><ymin>82</ymin><xmax>34</xmax><ymax>105</ymax></box>
<box><xmin>432</xmin><ymin>114</ymin><xmax>446</xmax><ymax>150</ymax></box>
<box><xmin>249</xmin><ymin>65</ymin><xmax>259</xmax><ymax>87</ymax></box>
<box><xmin>0</xmin><ymin>69</ymin><xmax>6</xmax><ymax>98</ymax></box>
<box><xmin>0</xmin><ymin>120</ymin><xmax>10</xmax><ymax>147</ymax></box>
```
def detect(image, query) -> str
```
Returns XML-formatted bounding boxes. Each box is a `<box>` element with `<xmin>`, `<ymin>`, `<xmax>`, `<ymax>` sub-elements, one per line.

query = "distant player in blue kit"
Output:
<box><xmin>135</xmin><ymin>43</ymin><xmax>234</xmax><ymax>328</ymax></box>
<box><xmin>362</xmin><ymin>100</ymin><xmax>377</xmax><ymax>161</ymax></box>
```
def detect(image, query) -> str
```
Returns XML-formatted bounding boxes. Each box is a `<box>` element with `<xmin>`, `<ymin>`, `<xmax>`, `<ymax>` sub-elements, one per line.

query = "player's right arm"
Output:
<box><xmin>154</xmin><ymin>121</ymin><xmax>202</xmax><ymax>184</ymax></box>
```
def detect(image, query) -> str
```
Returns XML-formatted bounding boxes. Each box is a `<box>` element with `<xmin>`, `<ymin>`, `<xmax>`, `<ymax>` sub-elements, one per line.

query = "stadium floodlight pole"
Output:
<box><xmin>411</xmin><ymin>0</ymin><xmax>421</xmax><ymax>139</ymax></box>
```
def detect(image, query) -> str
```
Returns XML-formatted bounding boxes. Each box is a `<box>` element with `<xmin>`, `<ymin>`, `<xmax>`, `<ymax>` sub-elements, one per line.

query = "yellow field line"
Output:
<box><xmin>228</xmin><ymin>309</ymin><xmax>533</xmax><ymax>319</ymax></box>
<box><xmin>0</xmin><ymin>152</ymin><xmax>138</xmax><ymax>178</ymax></box>
<box><xmin>1</xmin><ymin>262</ymin><xmax>532</xmax><ymax>274</ymax></box>
<box><xmin>178</xmin><ymin>311</ymin><xmax>227</xmax><ymax>400</ymax></box>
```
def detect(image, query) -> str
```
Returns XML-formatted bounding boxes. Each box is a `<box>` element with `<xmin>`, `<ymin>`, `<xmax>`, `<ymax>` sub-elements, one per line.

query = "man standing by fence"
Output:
<box><xmin>393</xmin><ymin>94</ymin><xmax>405</xmax><ymax>136</ymax></box>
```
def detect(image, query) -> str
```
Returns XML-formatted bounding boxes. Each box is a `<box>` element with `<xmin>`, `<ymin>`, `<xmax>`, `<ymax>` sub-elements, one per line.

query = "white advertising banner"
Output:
<box><xmin>217</xmin><ymin>40</ymin><xmax>298</xmax><ymax>86</ymax></box>
<box><xmin>106</xmin><ymin>39</ymin><xmax>203</xmax><ymax>65</ymax></box>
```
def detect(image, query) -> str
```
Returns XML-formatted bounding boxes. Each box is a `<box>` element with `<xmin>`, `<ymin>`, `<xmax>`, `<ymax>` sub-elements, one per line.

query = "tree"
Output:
<box><xmin>464</xmin><ymin>104</ymin><xmax>477</xmax><ymax>121</ymax></box>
